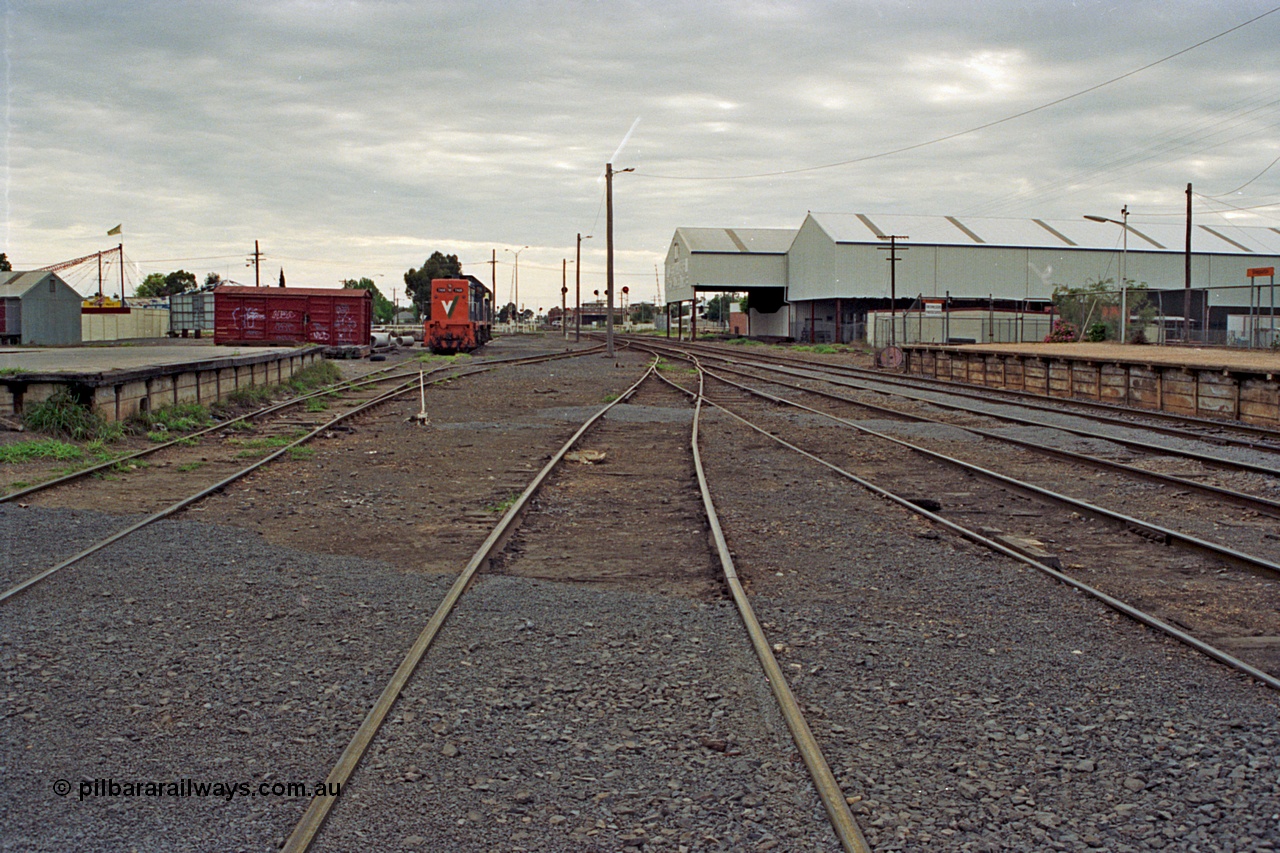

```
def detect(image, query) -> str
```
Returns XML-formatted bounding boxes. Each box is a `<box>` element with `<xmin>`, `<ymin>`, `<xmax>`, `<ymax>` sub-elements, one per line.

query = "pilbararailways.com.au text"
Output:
<box><xmin>57</xmin><ymin>778</ymin><xmax>342</xmax><ymax>802</ymax></box>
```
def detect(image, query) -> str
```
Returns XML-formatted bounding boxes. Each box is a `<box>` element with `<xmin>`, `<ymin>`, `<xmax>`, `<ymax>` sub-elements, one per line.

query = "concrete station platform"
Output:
<box><xmin>0</xmin><ymin>341</ymin><xmax>323</xmax><ymax>422</ymax></box>
<box><xmin>902</xmin><ymin>342</ymin><xmax>1280</xmax><ymax>428</ymax></box>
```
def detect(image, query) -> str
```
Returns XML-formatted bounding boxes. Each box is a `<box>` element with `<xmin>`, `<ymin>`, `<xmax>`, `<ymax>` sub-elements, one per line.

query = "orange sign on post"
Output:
<box><xmin>1247</xmin><ymin>267</ymin><xmax>1275</xmax><ymax>278</ymax></box>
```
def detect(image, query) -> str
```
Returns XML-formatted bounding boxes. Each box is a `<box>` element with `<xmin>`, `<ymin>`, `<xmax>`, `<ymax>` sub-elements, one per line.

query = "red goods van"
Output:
<box><xmin>213</xmin><ymin>286</ymin><xmax>372</xmax><ymax>347</ymax></box>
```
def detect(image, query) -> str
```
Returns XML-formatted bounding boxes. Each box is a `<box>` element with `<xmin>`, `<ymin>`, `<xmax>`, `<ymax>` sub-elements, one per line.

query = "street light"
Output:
<box><xmin>605</xmin><ymin>162</ymin><xmax>633</xmax><ymax>357</ymax></box>
<box><xmin>505</xmin><ymin>246</ymin><xmax>528</xmax><ymax>330</ymax></box>
<box><xmin>1085</xmin><ymin>206</ymin><xmax>1129</xmax><ymax>343</ymax></box>
<box><xmin>561</xmin><ymin>258</ymin><xmax>574</xmax><ymax>340</ymax></box>
<box><xmin>576</xmin><ymin>233</ymin><xmax>592</xmax><ymax>343</ymax></box>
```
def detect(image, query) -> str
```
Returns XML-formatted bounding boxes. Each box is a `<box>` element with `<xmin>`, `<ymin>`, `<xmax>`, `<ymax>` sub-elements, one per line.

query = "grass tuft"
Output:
<box><xmin>287</xmin><ymin>361</ymin><xmax>343</xmax><ymax>393</ymax></box>
<box><xmin>22</xmin><ymin>390</ymin><xmax>123</xmax><ymax>442</ymax></box>
<box><xmin>486</xmin><ymin>492</ymin><xmax>521</xmax><ymax>514</ymax></box>
<box><xmin>0</xmin><ymin>439</ymin><xmax>84</xmax><ymax>464</ymax></box>
<box><xmin>130</xmin><ymin>402</ymin><xmax>211</xmax><ymax>436</ymax></box>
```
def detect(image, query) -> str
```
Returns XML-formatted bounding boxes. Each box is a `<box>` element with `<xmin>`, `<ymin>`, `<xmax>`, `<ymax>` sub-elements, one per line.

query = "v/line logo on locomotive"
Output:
<box><xmin>425</xmin><ymin>278</ymin><xmax>493</xmax><ymax>355</ymax></box>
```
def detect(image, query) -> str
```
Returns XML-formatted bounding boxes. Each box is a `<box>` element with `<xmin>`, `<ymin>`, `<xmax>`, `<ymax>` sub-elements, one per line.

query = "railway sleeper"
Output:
<box><xmin>1126</xmin><ymin>522</ymin><xmax>1172</xmax><ymax>545</ymax></box>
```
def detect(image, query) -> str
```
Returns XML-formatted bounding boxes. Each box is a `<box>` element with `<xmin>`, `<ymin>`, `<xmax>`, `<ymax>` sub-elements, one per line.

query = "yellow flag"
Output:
<box><xmin>107</xmin><ymin>224</ymin><xmax>122</xmax><ymax>236</ymax></box>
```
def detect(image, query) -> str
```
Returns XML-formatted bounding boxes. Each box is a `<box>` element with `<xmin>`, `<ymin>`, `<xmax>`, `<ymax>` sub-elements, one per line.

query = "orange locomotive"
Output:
<box><xmin>425</xmin><ymin>277</ymin><xmax>493</xmax><ymax>354</ymax></box>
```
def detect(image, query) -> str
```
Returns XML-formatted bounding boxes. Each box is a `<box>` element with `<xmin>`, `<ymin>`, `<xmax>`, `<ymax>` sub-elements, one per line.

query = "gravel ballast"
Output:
<box><xmin>700</xmin><ymin>407</ymin><xmax>1280</xmax><ymax>852</ymax></box>
<box><xmin>4</xmin><ymin>336</ymin><xmax>1279</xmax><ymax>852</ymax></box>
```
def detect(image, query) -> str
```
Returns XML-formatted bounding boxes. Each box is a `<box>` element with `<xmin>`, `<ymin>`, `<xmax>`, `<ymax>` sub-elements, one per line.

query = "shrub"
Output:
<box><xmin>1084</xmin><ymin>323</ymin><xmax>1108</xmax><ymax>342</ymax></box>
<box><xmin>22</xmin><ymin>389</ymin><xmax>122</xmax><ymax>441</ymax></box>
<box><xmin>1043</xmin><ymin>320</ymin><xmax>1078</xmax><ymax>343</ymax></box>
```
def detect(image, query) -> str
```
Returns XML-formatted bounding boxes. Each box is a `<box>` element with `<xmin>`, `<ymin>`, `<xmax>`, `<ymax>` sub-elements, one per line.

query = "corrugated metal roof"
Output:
<box><xmin>808</xmin><ymin>213</ymin><xmax>1280</xmax><ymax>255</ymax></box>
<box><xmin>0</xmin><ymin>271</ymin><xmax>58</xmax><ymax>297</ymax></box>
<box><xmin>677</xmin><ymin>227</ymin><xmax>796</xmax><ymax>254</ymax></box>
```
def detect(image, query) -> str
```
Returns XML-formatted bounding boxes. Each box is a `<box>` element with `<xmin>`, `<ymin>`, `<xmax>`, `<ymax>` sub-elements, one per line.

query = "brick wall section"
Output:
<box><xmin>904</xmin><ymin>347</ymin><xmax>1280</xmax><ymax>428</ymax></box>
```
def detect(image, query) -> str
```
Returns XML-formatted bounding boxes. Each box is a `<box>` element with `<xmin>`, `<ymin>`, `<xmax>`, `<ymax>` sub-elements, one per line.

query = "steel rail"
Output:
<box><xmin>695</xmin><ymin>389</ymin><xmax>1280</xmax><ymax>693</ymax></box>
<box><xmin>1</xmin><ymin>347</ymin><xmax>604</xmax><ymax>503</ymax></box>
<box><xmin>281</xmin><ymin>358</ymin><xmax>659</xmax><ymax>853</ymax></box>
<box><xmin>755</xmin><ymin>360</ymin><xmax>1280</xmax><ymax>479</ymax></box>
<box><xmin>642</xmin><ymin>339</ymin><xmax>1280</xmax><ymax>479</ymax></box>
<box><xmin>702</xmin><ymin>361</ymin><xmax>1280</xmax><ymax>518</ymax></box>
<box><xmin>0</xmin><ymin>359</ymin><xmax>427</xmax><ymax>504</ymax></box>
<box><xmin>701</xmin><ymin>368</ymin><xmax>1280</xmax><ymax>578</ymax></box>
<box><xmin>682</xmin><ymin>338</ymin><xmax>1280</xmax><ymax>448</ymax></box>
<box><xmin>661</xmin><ymin>338</ymin><xmax>1280</xmax><ymax>450</ymax></box>
<box><xmin>0</xmin><ymin>349</ymin><xmax>597</xmax><ymax>605</ymax></box>
<box><xmin>653</xmin><ymin>361</ymin><xmax>871</xmax><ymax>853</ymax></box>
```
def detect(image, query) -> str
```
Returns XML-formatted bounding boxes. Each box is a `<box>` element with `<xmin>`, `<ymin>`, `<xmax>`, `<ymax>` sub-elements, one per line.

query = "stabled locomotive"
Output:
<box><xmin>425</xmin><ymin>276</ymin><xmax>493</xmax><ymax>354</ymax></box>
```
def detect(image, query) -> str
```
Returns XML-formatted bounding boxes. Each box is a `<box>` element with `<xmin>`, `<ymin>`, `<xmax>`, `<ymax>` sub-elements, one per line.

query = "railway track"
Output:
<box><xmin>629</xmin><ymin>338</ymin><xmax>1280</xmax><ymax>484</ymax></box>
<box><xmin>663</xmin><ymin>338</ymin><xmax>1280</xmax><ymax>451</ymax></box>
<box><xmin>704</xmin><ymin>358</ymin><xmax>1280</xmax><ymax>517</ymax></box>
<box><xmin>0</xmin><ymin>346</ymin><xmax>600</xmax><ymax>602</ymax></box>
<box><xmin>283</xmin><ymin>360</ymin><xmax>871</xmax><ymax>852</ymax></box>
<box><xmin>635</xmin><ymin>344</ymin><xmax>1280</xmax><ymax>687</ymax></box>
<box><xmin>633</xmin><ymin>339</ymin><xmax>1280</xmax><ymax>559</ymax></box>
<box><xmin>4</xmin><ymin>336</ymin><xmax>1277</xmax><ymax>851</ymax></box>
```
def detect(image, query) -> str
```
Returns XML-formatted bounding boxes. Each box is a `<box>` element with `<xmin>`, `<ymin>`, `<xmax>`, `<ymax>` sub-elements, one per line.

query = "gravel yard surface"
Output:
<box><xmin>0</xmin><ymin>508</ymin><xmax>455</xmax><ymax>852</ymax></box>
<box><xmin>313</xmin><ymin>576</ymin><xmax>836</xmax><ymax>853</ymax></box>
<box><xmin>4</xmin><ymin>334</ymin><xmax>1279</xmax><ymax>853</ymax></box>
<box><xmin>700</xmin><ymin>406</ymin><xmax>1280</xmax><ymax>852</ymax></box>
<box><xmin>802</xmin><ymin>371</ymin><xmax>1280</xmax><ymax>474</ymax></box>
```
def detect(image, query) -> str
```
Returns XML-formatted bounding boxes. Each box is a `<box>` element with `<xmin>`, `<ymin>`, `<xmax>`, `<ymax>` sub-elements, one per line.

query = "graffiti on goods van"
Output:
<box><xmin>232</xmin><ymin>306</ymin><xmax>265</xmax><ymax>331</ymax></box>
<box><xmin>332</xmin><ymin>304</ymin><xmax>359</xmax><ymax>343</ymax></box>
<box><xmin>269</xmin><ymin>308</ymin><xmax>303</xmax><ymax>335</ymax></box>
<box><xmin>309</xmin><ymin>323</ymin><xmax>330</xmax><ymax>342</ymax></box>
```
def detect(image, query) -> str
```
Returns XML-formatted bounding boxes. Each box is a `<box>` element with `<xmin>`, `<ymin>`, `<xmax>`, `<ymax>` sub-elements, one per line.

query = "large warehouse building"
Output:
<box><xmin>665</xmin><ymin>213</ymin><xmax>1280</xmax><ymax>345</ymax></box>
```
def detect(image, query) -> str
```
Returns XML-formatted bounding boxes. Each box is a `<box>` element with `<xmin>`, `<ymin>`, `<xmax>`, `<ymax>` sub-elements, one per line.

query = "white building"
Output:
<box><xmin>664</xmin><ymin>227</ymin><xmax>795</xmax><ymax>337</ymax></box>
<box><xmin>664</xmin><ymin>213</ymin><xmax>1280</xmax><ymax>344</ymax></box>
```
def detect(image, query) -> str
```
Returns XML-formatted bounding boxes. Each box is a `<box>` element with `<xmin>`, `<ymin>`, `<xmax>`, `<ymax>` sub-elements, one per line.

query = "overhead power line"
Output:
<box><xmin>635</xmin><ymin>4</ymin><xmax>1280</xmax><ymax>182</ymax></box>
<box><xmin>1206</xmin><ymin>151</ymin><xmax>1280</xmax><ymax>197</ymax></box>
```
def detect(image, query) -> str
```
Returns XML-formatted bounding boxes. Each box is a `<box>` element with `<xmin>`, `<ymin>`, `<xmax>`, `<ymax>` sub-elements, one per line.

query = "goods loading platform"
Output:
<box><xmin>902</xmin><ymin>342</ymin><xmax>1280</xmax><ymax>428</ymax></box>
<box><xmin>0</xmin><ymin>342</ymin><xmax>323</xmax><ymax>423</ymax></box>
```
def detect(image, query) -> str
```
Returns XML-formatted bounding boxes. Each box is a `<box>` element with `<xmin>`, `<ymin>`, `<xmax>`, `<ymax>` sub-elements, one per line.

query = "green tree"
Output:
<box><xmin>0</xmin><ymin>252</ymin><xmax>11</xmax><ymax>272</ymax></box>
<box><xmin>404</xmin><ymin>252</ymin><xmax>462</xmax><ymax>319</ymax></box>
<box><xmin>497</xmin><ymin>301</ymin><xmax>516</xmax><ymax>323</ymax></box>
<box><xmin>343</xmin><ymin>277</ymin><xmax>395</xmax><ymax>323</ymax></box>
<box><xmin>136</xmin><ymin>269</ymin><xmax>198</xmax><ymax>298</ymax></box>
<box><xmin>136</xmin><ymin>272</ymin><xmax>167</xmax><ymax>297</ymax></box>
<box><xmin>204</xmin><ymin>272</ymin><xmax>223</xmax><ymax>289</ymax></box>
<box><xmin>703</xmin><ymin>293</ymin><xmax>735</xmax><ymax>322</ymax></box>
<box><xmin>629</xmin><ymin>302</ymin><xmax>656</xmax><ymax>323</ymax></box>
<box><xmin>1050</xmin><ymin>278</ymin><xmax>1156</xmax><ymax>343</ymax></box>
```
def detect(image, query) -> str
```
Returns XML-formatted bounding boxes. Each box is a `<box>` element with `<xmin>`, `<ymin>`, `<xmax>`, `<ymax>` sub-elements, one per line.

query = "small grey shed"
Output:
<box><xmin>0</xmin><ymin>271</ymin><xmax>84</xmax><ymax>346</ymax></box>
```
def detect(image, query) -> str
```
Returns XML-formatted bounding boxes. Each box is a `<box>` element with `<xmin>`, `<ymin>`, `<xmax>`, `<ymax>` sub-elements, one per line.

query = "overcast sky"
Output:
<box><xmin>4</xmin><ymin>1</ymin><xmax>1279</xmax><ymax>309</ymax></box>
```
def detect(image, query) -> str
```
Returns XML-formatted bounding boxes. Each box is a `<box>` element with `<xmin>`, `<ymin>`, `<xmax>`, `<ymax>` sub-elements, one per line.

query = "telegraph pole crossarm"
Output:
<box><xmin>247</xmin><ymin>240</ymin><xmax>264</xmax><ymax>288</ymax></box>
<box><xmin>877</xmin><ymin>235</ymin><xmax>909</xmax><ymax>349</ymax></box>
